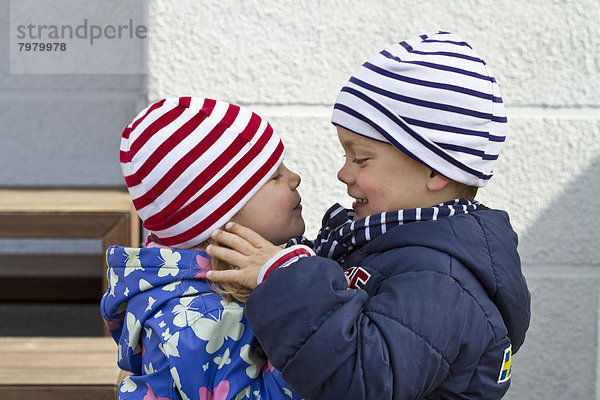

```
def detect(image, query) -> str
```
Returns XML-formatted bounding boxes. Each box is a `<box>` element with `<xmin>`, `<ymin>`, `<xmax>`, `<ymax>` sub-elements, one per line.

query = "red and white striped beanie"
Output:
<box><xmin>331</xmin><ymin>31</ymin><xmax>507</xmax><ymax>187</ymax></box>
<box><xmin>120</xmin><ymin>97</ymin><xmax>285</xmax><ymax>248</ymax></box>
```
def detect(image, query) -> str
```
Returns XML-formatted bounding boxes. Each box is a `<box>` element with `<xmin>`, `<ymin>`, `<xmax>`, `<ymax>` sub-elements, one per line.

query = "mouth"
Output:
<box><xmin>293</xmin><ymin>198</ymin><xmax>302</xmax><ymax>212</ymax></box>
<box><xmin>352</xmin><ymin>197</ymin><xmax>368</xmax><ymax>209</ymax></box>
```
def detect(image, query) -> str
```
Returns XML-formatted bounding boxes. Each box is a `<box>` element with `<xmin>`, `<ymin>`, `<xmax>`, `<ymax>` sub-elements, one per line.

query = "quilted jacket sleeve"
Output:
<box><xmin>245</xmin><ymin>255</ymin><xmax>490</xmax><ymax>400</ymax></box>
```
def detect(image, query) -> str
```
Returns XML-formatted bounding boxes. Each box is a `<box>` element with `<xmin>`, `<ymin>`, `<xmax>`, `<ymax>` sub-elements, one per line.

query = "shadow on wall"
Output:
<box><xmin>505</xmin><ymin>156</ymin><xmax>600</xmax><ymax>400</ymax></box>
<box><xmin>518</xmin><ymin>155</ymin><xmax>600</xmax><ymax>268</ymax></box>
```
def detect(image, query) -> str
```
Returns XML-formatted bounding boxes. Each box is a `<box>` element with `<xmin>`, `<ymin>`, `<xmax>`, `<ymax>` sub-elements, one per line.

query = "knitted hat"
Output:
<box><xmin>331</xmin><ymin>31</ymin><xmax>507</xmax><ymax>187</ymax></box>
<box><xmin>120</xmin><ymin>97</ymin><xmax>285</xmax><ymax>248</ymax></box>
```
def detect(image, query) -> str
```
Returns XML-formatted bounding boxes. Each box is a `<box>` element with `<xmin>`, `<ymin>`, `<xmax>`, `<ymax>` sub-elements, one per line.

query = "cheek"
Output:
<box><xmin>259</xmin><ymin>192</ymin><xmax>292</xmax><ymax>224</ymax></box>
<box><xmin>275</xmin><ymin>188</ymin><xmax>294</xmax><ymax>207</ymax></box>
<box><xmin>360</xmin><ymin>171</ymin><xmax>401</xmax><ymax>207</ymax></box>
<box><xmin>357</xmin><ymin>171</ymin><xmax>383</xmax><ymax>195</ymax></box>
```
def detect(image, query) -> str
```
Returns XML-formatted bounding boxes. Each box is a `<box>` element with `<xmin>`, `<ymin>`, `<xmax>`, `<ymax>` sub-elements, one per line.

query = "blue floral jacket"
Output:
<box><xmin>100</xmin><ymin>245</ymin><xmax>302</xmax><ymax>400</ymax></box>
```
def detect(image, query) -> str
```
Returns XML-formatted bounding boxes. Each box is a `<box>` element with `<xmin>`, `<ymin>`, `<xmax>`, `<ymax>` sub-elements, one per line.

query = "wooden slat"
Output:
<box><xmin>0</xmin><ymin>253</ymin><xmax>102</xmax><ymax>303</ymax></box>
<box><xmin>103</xmin><ymin>216</ymin><xmax>131</xmax><ymax>250</ymax></box>
<box><xmin>0</xmin><ymin>189</ymin><xmax>141</xmax><ymax>338</ymax></box>
<box><xmin>0</xmin><ymin>337</ymin><xmax>123</xmax><ymax>388</ymax></box>
<box><xmin>0</xmin><ymin>337</ymin><xmax>116</xmax><ymax>353</ymax></box>
<box><xmin>0</xmin><ymin>277</ymin><xmax>101</xmax><ymax>301</ymax></box>
<box><xmin>0</xmin><ymin>386</ymin><xmax>117</xmax><ymax>400</ymax></box>
<box><xmin>0</xmin><ymin>214</ymin><xmax>125</xmax><ymax>238</ymax></box>
<box><xmin>1</xmin><ymin>368</ymin><xmax>120</xmax><ymax>386</ymax></box>
<box><xmin>0</xmin><ymin>354</ymin><xmax>116</xmax><ymax>368</ymax></box>
<box><xmin>102</xmin><ymin>216</ymin><xmax>130</xmax><ymax>294</ymax></box>
<box><xmin>0</xmin><ymin>255</ymin><xmax>102</xmax><ymax>278</ymax></box>
<box><xmin>0</xmin><ymin>190</ymin><xmax>135</xmax><ymax>213</ymax></box>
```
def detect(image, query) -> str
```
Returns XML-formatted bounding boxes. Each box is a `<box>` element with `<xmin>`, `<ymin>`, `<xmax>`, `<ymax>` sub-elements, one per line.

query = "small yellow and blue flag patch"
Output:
<box><xmin>497</xmin><ymin>345</ymin><xmax>512</xmax><ymax>384</ymax></box>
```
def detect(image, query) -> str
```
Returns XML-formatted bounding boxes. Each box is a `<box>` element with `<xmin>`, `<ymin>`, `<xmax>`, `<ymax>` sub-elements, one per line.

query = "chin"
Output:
<box><xmin>287</xmin><ymin>226</ymin><xmax>305</xmax><ymax>242</ymax></box>
<box><xmin>352</xmin><ymin>211</ymin><xmax>365</xmax><ymax>221</ymax></box>
<box><xmin>294</xmin><ymin>227</ymin><xmax>305</xmax><ymax>238</ymax></box>
<box><xmin>291</xmin><ymin>216</ymin><xmax>306</xmax><ymax>236</ymax></box>
<box><xmin>297</xmin><ymin>220</ymin><xmax>306</xmax><ymax>236</ymax></box>
<box><xmin>269</xmin><ymin>219</ymin><xmax>305</xmax><ymax>246</ymax></box>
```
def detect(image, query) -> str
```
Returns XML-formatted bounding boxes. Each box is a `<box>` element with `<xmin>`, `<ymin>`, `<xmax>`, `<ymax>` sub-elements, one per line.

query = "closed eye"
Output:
<box><xmin>353</xmin><ymin>158</ymin><xmax>368</xmax><ymax>165</ymax></box>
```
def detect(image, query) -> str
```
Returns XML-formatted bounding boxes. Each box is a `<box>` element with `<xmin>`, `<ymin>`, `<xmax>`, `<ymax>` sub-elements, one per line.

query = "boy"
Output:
<box><xmin>206</xmin><ymin>32</ymin><xmax>531</xmax><ymax>399</ymax></box>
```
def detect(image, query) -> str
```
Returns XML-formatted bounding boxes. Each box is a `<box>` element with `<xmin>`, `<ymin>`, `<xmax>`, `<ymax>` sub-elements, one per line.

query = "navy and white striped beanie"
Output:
<box><xmin>331</xmin><ymin>31</ymin><xmax>507</xmax><ymax>187</ymax></box>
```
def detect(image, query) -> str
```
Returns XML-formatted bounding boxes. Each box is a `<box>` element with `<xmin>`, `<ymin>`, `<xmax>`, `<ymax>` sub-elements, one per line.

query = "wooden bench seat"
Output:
<box><xmin>0</xmin><ymin>337</ymin><xmax>126</xmax><ymax>400</ymax></box>
<box><xmin>0</xmin><ymin>189</ymin><xmax>141</xmax><ymax>336</ymax></box>
<box><xmin>0</xmin><ymin>189</ymin><xmax>140</xmax><ymax>294</ymax></box>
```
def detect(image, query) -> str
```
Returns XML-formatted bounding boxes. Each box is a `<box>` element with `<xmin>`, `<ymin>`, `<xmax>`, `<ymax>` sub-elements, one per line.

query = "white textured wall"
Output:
<box><xmin>147</xmin><ymin>1</ymin><xmax>600</xmax><ymax>398</ymax></box>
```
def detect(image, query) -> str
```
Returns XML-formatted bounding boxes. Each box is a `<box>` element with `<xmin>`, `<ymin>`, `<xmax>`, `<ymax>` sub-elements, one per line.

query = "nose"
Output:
<box><xmin>282</xmin><ymin>164</ymin><xmax>301</xmax><ymax>190</ymax></box>
<box><xmin>289</xmin><ymin>170</ymin><xmax>301</xmax><ymax>190</ymax></box>
<box><xmin>337</xmin><ymin>161</ymin><xmax>353</xmax><ymax>185</ymax></box>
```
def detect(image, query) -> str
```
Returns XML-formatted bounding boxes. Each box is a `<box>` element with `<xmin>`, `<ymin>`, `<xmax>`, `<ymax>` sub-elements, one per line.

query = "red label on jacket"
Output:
<box><xmin>344</xmin><ymin>266</ymin><xmax>371</xmax><ymax>290</ymax></box>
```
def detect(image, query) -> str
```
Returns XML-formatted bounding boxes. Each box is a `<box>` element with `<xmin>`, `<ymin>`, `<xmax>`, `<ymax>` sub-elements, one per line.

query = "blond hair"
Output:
<box><xmin>190</xmin><ymin>238</ymin><xmax>251</xmax><ymax>304</ymax></box>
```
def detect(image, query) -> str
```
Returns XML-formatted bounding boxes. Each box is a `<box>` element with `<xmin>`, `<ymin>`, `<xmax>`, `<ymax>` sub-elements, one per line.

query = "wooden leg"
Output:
<box><xmin>101</xmin><ymin>216</ymin><xmax>130</xmax><ymax>294</ymax></box>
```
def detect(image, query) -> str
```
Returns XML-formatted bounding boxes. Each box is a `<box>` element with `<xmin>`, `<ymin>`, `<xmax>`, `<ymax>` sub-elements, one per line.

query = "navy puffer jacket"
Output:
<box><xmin>246</xmin><ymin>207</ymin><xmax>531</xmax><ymax>399</ymax></box>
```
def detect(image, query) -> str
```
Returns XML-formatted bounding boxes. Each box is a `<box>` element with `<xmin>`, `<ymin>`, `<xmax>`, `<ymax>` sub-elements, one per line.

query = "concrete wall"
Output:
<box><xmin>147</xmin><ymin>1</ymin><xmax>600</xmax><ymax>399</ymax></box>
<box><xmin>1</xmin><ymin>0</ymin><xmax>599</xmax><ymax>398</ymax></box>
<box><xmin>0</xmin><ymin>0</ymin><xmax>146</xmax><ymax>186</ymax></box>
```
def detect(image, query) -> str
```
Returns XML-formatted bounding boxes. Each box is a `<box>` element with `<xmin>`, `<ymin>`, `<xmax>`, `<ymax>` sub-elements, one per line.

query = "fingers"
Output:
<box><xmin>205</xmin><ymin>243</ymin><xmax>246</xmax><ymax>267</ymax></box>
<box><xmin>210</xmin><ymin>229</ymin><xmax>255</xmax><ymax>256</ymax></box>
<box><xmin>223</xmin><ymin>222</ymin><xmax>271</xmax><ymax>248</ymax></box>
<box><xmin>206</xmin><ymin>269</ymin><xmax>257</xmax><ymax>289</ymax></box>
<box><xmin>205</xmin><ymin>269</ymin><xmax>239</xmax><ymax>283</ymax></box>
<box><xmin>205</xmin><ymin>222</ymin><xmax>280</xmax><ymax>290</ymax></box>
<box><xmin>205</xmin><ymin>242</ymin><xmax>261</xmax><ymax>289</ymax></box>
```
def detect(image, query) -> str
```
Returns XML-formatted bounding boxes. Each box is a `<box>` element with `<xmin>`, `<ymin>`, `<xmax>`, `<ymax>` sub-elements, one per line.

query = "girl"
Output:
<box><xmin>100</xmin><ymin>97</ymin><xmax>305</xmax><ymax>400</ymax></box>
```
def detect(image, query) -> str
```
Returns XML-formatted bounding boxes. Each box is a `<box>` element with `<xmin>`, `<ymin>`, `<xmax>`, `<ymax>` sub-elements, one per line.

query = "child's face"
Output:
<box><xmin>233</xmin><ymin>163</ymin><xmax>305</xmax><ymax>245</ymax></box>
<box><xmin>336</xmin><ymin>127</ymin><xmax>432</xmax><ymax>220</ymax></box>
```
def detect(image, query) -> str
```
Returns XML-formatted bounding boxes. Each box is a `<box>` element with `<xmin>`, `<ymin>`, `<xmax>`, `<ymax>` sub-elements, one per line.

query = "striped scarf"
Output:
<box><xmin>289</xmin><ymin>198</ymin><xmax>479</xmax><ymax>262</ymax></box>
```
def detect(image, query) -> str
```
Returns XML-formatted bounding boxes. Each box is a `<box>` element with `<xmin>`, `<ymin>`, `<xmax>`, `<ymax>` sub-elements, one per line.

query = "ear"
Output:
<box><xmin>427</xmin><ymin>170</ymin><xmax>452</xmax><ymax>192</ymax></box>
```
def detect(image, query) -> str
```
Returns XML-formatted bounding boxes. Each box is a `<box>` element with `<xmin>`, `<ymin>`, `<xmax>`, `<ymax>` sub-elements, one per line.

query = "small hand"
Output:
<box><xmin>205</xmin><ymin>222</ymin><xmax>282</xmax><ymax>289</ymax></box>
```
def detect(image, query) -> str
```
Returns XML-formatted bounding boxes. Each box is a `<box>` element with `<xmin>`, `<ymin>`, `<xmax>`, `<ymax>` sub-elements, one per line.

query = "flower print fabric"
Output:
<box><xmin>101</xmin><ymin>246</ymin><xmax>302</xmax><ymax>400</ymax></box>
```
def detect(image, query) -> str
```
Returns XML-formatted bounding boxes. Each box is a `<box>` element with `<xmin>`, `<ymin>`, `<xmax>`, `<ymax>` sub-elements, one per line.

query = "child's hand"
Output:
<box><xmin>205</xmin><ymin>222</ymin><xmax>282</xmax><ymax>289</ymax></box>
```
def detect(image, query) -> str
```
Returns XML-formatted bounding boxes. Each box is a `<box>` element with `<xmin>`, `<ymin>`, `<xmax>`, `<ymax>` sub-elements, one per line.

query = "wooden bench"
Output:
<box><xmin>0</xmin><ymin>189</ymin><xmax>140</xmax><ymax>295</ymax></box>
<box><xmin>0</xmin><ymin>337</ymin><xmax>127</xmax><ymax>400</ymax></box>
